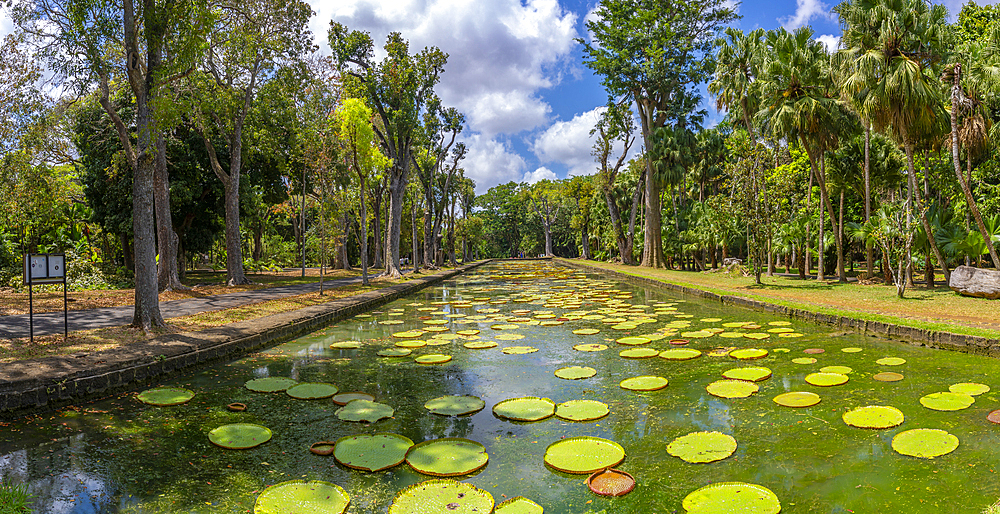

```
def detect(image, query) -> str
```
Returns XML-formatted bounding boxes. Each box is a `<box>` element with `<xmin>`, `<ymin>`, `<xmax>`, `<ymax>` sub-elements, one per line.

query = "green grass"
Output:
<box><xmin>0</xmin><ymin>482</ymin><xmax>33</xmax><ymax>514</ymax></box>
<box><xmin>984</xmin><ymin>500</ymin><xmax>1000</xmax><ymax>514</ymax></box>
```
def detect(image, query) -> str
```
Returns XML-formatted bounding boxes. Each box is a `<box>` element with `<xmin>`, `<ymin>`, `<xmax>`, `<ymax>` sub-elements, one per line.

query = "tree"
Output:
<box><xmin>329</xmin><ymin>26</ymin><xmax>447</xmax><ymax>278</ymax></box>
<box><xmin>522</xmin><ymin>180</ymin><xmax>562</xmax><ymax>257</ymax></box>
<box><xmin>412</xmin><ymin>98</ymin><xmax>464</xmax><ymax>269</ymax></box>
<box><xmin>565</xmin><ymin>175</ymin><xmax>596</xmax><ymax>260</ymax></box>
<box><xmin>191</xmin><ymin>0</ymin><xmax>314</xmax><ymax>286</ymax></box>
<box><xmin>581</xmin><ymin>0</ymin><xmax>737</xmax><ymax>268</ymax></box>
<box><xmin>591</xmin><ymin>103</ymin><xmax>639</xmax><ymax>264</ymax></box>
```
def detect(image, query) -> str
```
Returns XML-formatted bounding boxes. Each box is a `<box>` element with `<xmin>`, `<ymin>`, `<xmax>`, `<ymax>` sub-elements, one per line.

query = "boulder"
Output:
<box><xmin>949</xmin><ymin>265</ymin><xmax>1000</xmax><ymax>299</ymax></box>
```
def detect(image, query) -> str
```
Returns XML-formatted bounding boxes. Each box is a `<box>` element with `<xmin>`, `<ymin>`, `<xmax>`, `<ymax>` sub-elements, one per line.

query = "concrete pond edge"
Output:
<box><xmin>0</xmin><ymin>260</ymin><xmax>492</xmax><ymax>419</ymax></box>
<box><xmin>557</xmin><ymin>258</ymin><xmax>1000</xmax><ymax>356</ymax></box>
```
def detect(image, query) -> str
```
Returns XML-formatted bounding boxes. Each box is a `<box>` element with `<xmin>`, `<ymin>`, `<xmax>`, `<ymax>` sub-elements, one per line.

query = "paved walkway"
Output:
<box><xmin>0</xmin><ymin>272</ymin><xmax>391</xmax><ymax>339</ymax></box>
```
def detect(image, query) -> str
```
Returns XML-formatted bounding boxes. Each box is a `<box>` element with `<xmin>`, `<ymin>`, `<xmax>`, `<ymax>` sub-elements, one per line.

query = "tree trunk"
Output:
<box><xmin>153</xmin><ymin>135</ymin><xmax>184</xmax><ymax>292</ymax></box>
<box><xmin>627</xmin><ymin>165</ymin><xmax>645</xmax><ymax>264</ymax></box>
<box><xmin>603</xmin><ymin>190</ymin><xmax>631</xmax><ymax>264</ymax></box>
<box><xmin>373</xmin><ymin>183</ymin><xmax>383</xmax><ymax>269</ymax></box>
<box><xmin>837</xmin><ymin>187</ymin><xmax>846</xmax><ymax>283</ymax></box>
<box><xmin>901</xmin><ymin>132</ymin><xmax>950</xmax><ymax>284</ymax></box>
<box><xmin>411</xmin><ymin>192</ymin><xmax>420</xmax><ymax>272</ymax></box>
<box><xmin>636</xmin><ymin>100</ymin><xmax>665</xmax><ymax>268</ymax></box>
<box><xmin>580</xmin><ymin>218</ymin><xmax>591</xmax><ymax>260</ymax></box>
<box><xmin>359</xmin><ymin>178</ymin><xmax>369</xmax><ymax>286</ymax></box>
<box><xmin>448</xmin><ymin>195</ymin><xmax>458</xmax><ymax>265</ymax></box>
<box><xmin>864</xmin><ymin>123</ymin><xmax>873</xmax><ymax>279</ymax></box>
<box><xmin>816</xmin><ymin>153</ymin><xmax>825</xmax><ymax>281</ymax></box>
<box><xmin>383</xmin><ymin>167</ymin><xmax>406</xmax><ymax>278</ymax></box>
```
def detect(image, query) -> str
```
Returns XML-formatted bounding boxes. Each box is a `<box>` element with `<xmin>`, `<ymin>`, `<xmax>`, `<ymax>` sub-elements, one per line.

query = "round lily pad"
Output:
<box><xmin>544</xmin><ymin>436</ymin><xmax>625</xmax><ymax>474</ymax></box>
<box><xmin>415</xmin><ymin>354</ymin><xmax>452</xmax><ymax>364</ymax></box>
<box><xmin>287</xmin><ymin>382</ymin><xmax>339</xmax><ymax>400</ymax></box>
<box><xmin>723</xmin><ymin>322</ymin><xmax>752</xmax><ymax>328</ymax></box>
<box><xmin>876</xmin><ymin>357</ymin><xmax>906</xmax><ymax>366</ymax></box>
<box><xmin>667</xmin><ymin>431</ymin><xmax>737</xmax><ymax>463</ymax></box>
<box><xmin>208</xmin><ymin>423</ymin><xmax>272</xmax><ymax>449</ymax></box>
<box><xmin>719</xmin><ymin>332</ymin><xmax>746</xmax><ymax>339</ymax></box>
<box><xmin>701</xmin><ymin>318</ymin><xmax>723</xmax><ymax>322</ymax></box>
<box><xmin>136</xmin><ymin>387</ymin><xmax>195</xmax><ymax>406</ymax></box>
<box><xmin>556</xmin><ymin>400</ymin><xmax>610</xmax><ymax>421</ymax></box>
<box><xmin>254</xmin><ymin>479</ymin><xmax>349</xmax><ymax>514</ymax></box>
<box><xmin>620</xmin><ymin>348</ymin><xmax>660</xmax><ymax>359</ymax></box>
<box><xmin>920</xmin><ymin>392</ymin><xmax>975</xmax><ymax>411</ymax></box>
<box><xmin>587</xmin><ymin>468</ymin><xmax>635</xmax><ymax>497</ymax></box>
<box><xmin>493</xmin><ymin>397</ymin><xmax>556</xmax><ymax>421</ymax></box>
<box><xmin>620</xmin><ymin>375</ymin><xmax>668</xmax><ymax>391</ymax></box>
<box><xmin>330</xmin><ymin>341</ymin><xmax>361</xmax><ymax>349</ymax></box>
<box><xmin>332</xmin><ymin>392</ymin><xmax>375</xmax><ymax>406</ymax></box>
<box><xmin>681</xmin><ymin>330</ymin><xmax>714</xmax><ymax>338</ymax></box>
<box><xmin>502</xmin><ymin>346</ymin><xmax>538</xmax><ymax>355</ymax></box>
<box><xmin>456</xmin><ymin>329</ymin><xmax>481</xmax><ymax>336</ymax></box>
<box><xmin>396</xmin><ymin>340</ymin><xmax>427</xmax><ymax>348</ymax></box>
<box><xmin>574</xmin><ymin>343</ymin><xmax>608</xmax><ymax>352</ymax></box>
<box><xmin>463</xmin><ymin>340</ymin><xmax>497</xmax><ymax>349</ymax></box>
<box><xmin>309</xmin><ymin>441</ymin><xmax>335</xmax><ymax>456</ymax></box>
<box><xmin>803</xmin><ymin>348</ymin><xmax>824</xmax><ymax>354</ymax></box>
<box><xmin>988</xmin><ymin>410</ymin><xmax>1000</xmax><ymax>424</ymax></box>
<box><xmin>617</xmin><ymin>336</ymin><xmax>651</xmax><ymax>345</ymax></box>
<box><xmin>706</xmin><ymin>380</ymin><xmax>759</xmax><ymax>399</ymax></box>
<box><xmin>773</xmin><ymin>391</ymin><xmax>821</xmax><ymax>408</ymax></box>
<box><xmin>555</xmin><ymin>366</ymin><xmax>597</xmax><ymax>380</ymax></box>
<box><xmin>424</xmin><ymin>319</ymin><xmax>448</xmax><ymax>325</ymax></box>
<box><xmin>424</xmin><ymin>326</ymin><xmax>449</xmax><ymax>333</ymax></box>
<box><xmin>425</xmin><ymin>395</ymin><xmax>486</xmax><ymax>416</ymax></box>
<box><xmin>682</xmin><ymin>482</ymin><xmax>781</xmax><ymax>514</ymax></box>
<box><xmin>495</xmin><ymin>333</ymin><xmax>525</xmax><ymax>341</ymax></box>
<box><xmin>873</xmin><ymin>372</ymin><xmax>904</xmax><ymax>382</ymax></box>
<box><xmin>245</xmin><ymin>377</ymin><xmax>297</xmax><ymax>393</ymax></box>
<box><xmin>379</xmin><ymin>348</ymin><xmax>412</xmax><ymax>357</ymax></box>
<box><xmin>405</xmin><ymin>438</ymin><xmax>489</xmax><ymax>476</ymax></box>
<box><xmin>730</xmin><ymin>348</ymin><xmax>768</xmax><ymax>360</ymax></box>
<box><xmin>669</xmin><ymin>338</ymin><xmax>690</xmax><ymax>345</ymax></box>
<box><xmin>745</xmin><ymin>333</ymin><xmax>770</xmax><ymax>340</ymax></box>
<box><xmin>335</xmin><ymin>400</ymin><xmax>394</xmax><ymax>422</ymax></box>
<box><xmin>768</xmin><ymin>321</ymin><xmax>792</xmax><ymax>326</ymax></box>
<box><xmin>841</xmin><ymin>347</ymin><xmax>863</xmax><ymax>353</ymax></box>
<box><xmin>820</xmin><ymin>366</ymin><xmax>852</xmax><ymax>374</ymax></box>
<box><xmin>393</xmin><ymin>330</ymin><xmax>424</xmax><ymax>338</ymax></box>
<box><xmin>891</xmin><ymin>428</ymin><xmax>959</xmax><ymax>459</ymax></box>
<box><xmin>805</xmin><ymin>372</ymin><xmax>849</xmax><ymax>387</ymax></box>
<box><xmin>843</xmin><ymin>405</ymin><xmax>904</xmax><ymax>429</ymax></box>
<box><xmin>495</xmin><ymin>496</ymin><xmax>544</xmax><ymax>513</ymax></box>
<box><xmin>333</xmin><ymin>433</ymin><xmax>414</xmax><ymax>472</ymax></box>
<box><xmin>573</xmin><ymin>328</ymin><xmax>601</xmax><ymax>335</ymax></box>
<box><xmin>707</xmin><ymin>347</ymin><xmax>734</xmax><ymax>357</ymax></box>
<box><xmin>722</xmin><ymin>367</ymin><xmax>772</xmax><ymax>382</ymax></box>
<box><xmin>791</xmin><ymin>357</ymin><xmax>817</xmax><ymax>365</ymax></box>
<box><xmin>659</xmin><ymin>348</ymin><xmax>702</xmax><ymax>361</ymax></box>
<box><xmin>949</xmin><ymin>383</ymin><xmax>990</xmax><ymax>396</ymax></box>
<box><xmin>389</xmin><ymin>479</ymin><xmax>493</xmax><ymax>513</ymax></box>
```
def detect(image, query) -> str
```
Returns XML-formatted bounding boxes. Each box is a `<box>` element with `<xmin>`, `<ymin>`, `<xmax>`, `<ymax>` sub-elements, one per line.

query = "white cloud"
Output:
<box><xmin>1</xmin><ymin>9</ymin><xmax>13</xmax><ymax>37</ymax></box>
<box><xmin>522</xmin><ymin>166</ymin><xmax>558</xmax><ymax>184</ymax></box>
<box><xmin>460</xmin><ymin>134</ymin><xmax>527</xmax><ymax>194</ymax></box>
<box><xmin>316</xmin><ymin>0</ymin><xmax>579</xmax><ymax>137</ymax></box>
<box><xmin>780</xmin><ymin>0</ymin><xmax>831</xmax><ymax>30</ymax></box>
<box><xmin>532</xmin><ymin>105</ymin><xmax>642</xmax><ymax>177</ymax></box>
<box><xmin>816</xmin><ymin>34</ymin><xmax>840</xmax><ymax>52</ymax></box>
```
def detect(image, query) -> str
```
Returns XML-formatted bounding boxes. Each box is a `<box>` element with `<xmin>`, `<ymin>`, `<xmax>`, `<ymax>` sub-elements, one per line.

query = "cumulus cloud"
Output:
<box><xmin>460</xmin><ymin>134</ymin><xmax>527</xmax><ymax>194</ymax></box>
<box><xmin>522</xmin><ymin>166</ymin><xmax>558</xmax><ymax>184</ymax></box>
<box><xmin>816</xmin><ymin>34</ymin><xmax>840</xmax><ymax>52</ymax></box>
<box><xmin>780</xmin><ymin>0</ymin><xmax>831</xmax><ymax>30</ymax></box>
<box><xmin>532</xmin><ymin>105</ymin><xmax>642</xmax><ymax>177</ymax></box>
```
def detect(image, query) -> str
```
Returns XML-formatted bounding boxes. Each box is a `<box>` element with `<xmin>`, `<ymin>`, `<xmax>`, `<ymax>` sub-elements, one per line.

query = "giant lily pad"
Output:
<box><xmin>659</xmin><ymin>348</ymin><xmax>702</xmax><ymax>361</ymax></box>
<box><xmin>245</xmin><ymin>377</ymin><xmax>297</xmax><ymax>393</ymax></box>
<box><xmin>389</xmin><ymin>479</ymin><xmax>493</xmax><ymax>513</ymax></box>
<box><xmin>495</xmin><ymin>333</ymin><xmax>525</xmax><ymax>341</ymax></box>
<box><xmin>209</xmin><ymin>423</ymin><xmax>272</xmax><ymax>449</ymax></box>
<box><xmin>464</xmin><ymin>341</ymin><xmax>498</xmax><ymax>349</ymax></box>
<box><xmin>876</xmin><ymin>357</ymin><xmax>906</xmax><ymax>366</ymax></box>
<box><xmin>805</xmin><ymin>373</ymin><xmax>849</xmax><ymax>387</ymax></box>
<box><xmin>329</xmin><ymin>341</ymin><xmax>361</xmax><ymax>349</ymax></box>
<box><xmin>379</xmin><ymin>348</ymin><xmax>412</xmax><ymax>357</ymax></box>
<box><xmin>949</xmin><ymin>383</ymin><xmax>990</xmax><ymax>396</ymax></box>
<box><xmin>587</xmin><ymin>468</ymin><xmax>635</xmax><ymax>497</ymax></box>
<box><xmin>773</xmin><ymin>391</ymin><xmax>821</xmax><ymax>408</ymax></box>
<box><xmin>682</xmin><ymin>482</ymin><xmax>781</xmax><ymax>514</ymax></box>
<box><xmin>393</xmin><ymin>330</ymin><xmax>425</xmax><ymax>338</ymax></box>
<box><xmin>396</xmin><ymin>340</ymin><xmax>427</xmax><ymax>348</ymax></box>
<box><xmin>493</xmin><ymin>397</ymin><xmax>556</xmax><ymax>421</ymax></box>
<box><xmin>722</xmin><ymin>367</ymin><xmax>772</xmax><ymax>382</ymax></box>
<box><xmin>616</xmin><ymin>336</ymin><xmax>651</xmax><ymax>345</ymax></box>
<box><xmin>332</xmin><ymin>392</ymin><xmax>374</xmax><ymax>406</ymax></box>
<box><xmin>730</xmin><ymin>348</ymin><xmax>768</xmax><ymax>360</ymax></box>
<box><xmin>891</xmin><ymin>428</ymin><xmax>959</xmax><ymax>459</ymax></box>
<box><xmin>425</xmin><ymin>395</ymin><xmax>486</xmax><ymax>416</ymax></box>
<box><xmin>841</xmin><ymin>347</ymin><xmax>863</xmax><ymax>353</ymax></box>
<box><xmin>706</xmin><ymin>380</ymin><xmax>759</xmax><ymax>399</ymax></box>
<box><xmin>681</xmin><ymin>331</ymin><xmax>714</xmax><ymax>339</ymax></box>
<box><xmin>820</xmin><ymin>366</ymin><xmax>853</xmax><ymax>374</ymax></box>
<box><xmin>555</xmin><ymin>366</ymin><xmax>597</xmax><ymax>380</ymax></box>
<box><xmin>667</xmin><ymin>431</ymin><xmax>737</xmax><ymax>463</ymax></box>
<box><xmin>253</xmin><ymin>479</ymin><xmax>349</xmax><ymax>514</ymax></box>
<box><xmin>920</xmin><ymin>392</ymin><xmax>975</xmax><ymax>411</ymax></box>
<box><xmin>620</xmin><ymin>376</ymin><xmax>668</xmax><ymax>391</ymax></box>
<box><xmin>574</xmin><ymin>343</ymin><xmax>608</xmax><ymax>352</ymax></box>
<box><xmin>136</xmin><ymin>387</ymin><xmax>195</xmax><ymax>406</ymax></box>
<box><xmin>333</xmin><ymin>433</ymin><xmax>413</xmax><ymax>472</ymax></box>
<box><xmin>335</xmin><ymin>400</ymin><xmax>394</xmax><ymax>422</ymax></box>
<box><xmin>620</xmin><ymin>348</ymin><xmax>660</xmax><ymax>359</ymax></box>
<box><xmin>415</xmin><ymin>354</ymin><xmax>452</xmax><ymax>364</ymax></box>
<box><xmin>405</xmin><ymin>438</ymin><xmax>489</xmax><ymax>476</ymax></box>
<box><xmin>873</xmin><ymin>372</ymin><xmax>904</xmax><ymax>382</ymax></box>
<box><xmin>791</xmin><ymin>357</ymin><xmax>817</xmax><ymax>365</ymax></box>
<box><xmin>286</xmin><ymin>382</ymin><xmax>338</xmax><ymax>400</ymax></box>
<box><xmin>843</xmin><ymin>405</ymin><xmax>904</xmax><ymax>429</ymax></box>
<box><xmin>544</xmin><ymin>436</ymin><xmax>625</xmax><ymax>474</ymax></box>
<box><xmin>495</xmin><ymin>496</ymin><xmax>543</xmax><ymax>514</ymax></box>
<box><xmin>502</xmin><ymin>346</ymin><xmax>538</xmax><ymax>354</ymax></box>
<box><xmin>573</xmin><ymin>328</ymin><xmax>601</xmax><ymax>335</ymax></box>
<box><xmin>555</xmin><ymin>400</ymin><xmax>610</xmax><ymax>421</ymax></box>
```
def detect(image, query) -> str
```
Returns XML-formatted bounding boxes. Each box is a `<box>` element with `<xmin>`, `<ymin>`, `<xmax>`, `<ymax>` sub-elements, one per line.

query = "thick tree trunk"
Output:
<box><xmin>359</xmin><ymin>179</ymin><xmax>369</xmax><ymax>286</ymax></box>
<box><xmin>448</xmin><ymin>196</ymin><xmax>458</xmax><ymax>265</ymax></box>
<box><xmin>636</xmin><ymin>99</ymin><xmax>665</xmax><ymax>268</ymax></box>
<box><xmin>153</xmin><ymin>135</ymin><xmax>185</xmax><ymax>292</ymax></box>
<box><xmin>383</xmin><ymin>168</ymin><xmax>406</xmax><ymax>278</ymax></box>
<box><xmin>580</xmin><ymin>220</ymin><xmax>591</xmax><ymax>260</ymax></box>
<box><xmin>373</xmin><ymin>185</ymin><xmax>383</xmax><ymax>269</ymax></box>
<box><xmin>603</xmin><ymin>190</ymin><xmax>632</xmax><ymax>264</ymax></box>
<box><xmin>815</xmin><ymin>153</ymin><xmax>825</xmax><ymax>281</ymax></box>
<box><xmin>837</xmin><ymin>187</ymin><xmax>846</xmax><ymax>283</ymax></box>
<box><xmin>627</xmin><ymin>166</ymin><xmax>645</xmax><ymax>264</ymax></box>
<box><xmin>411</xmin><ymin>193</ymin><xmax>420</xmax><ymax>272</ymax></box>
<box><xmin>864</xmin><ymin>124</ymin><xmax>873</xmax><ymax>279</ymax></box>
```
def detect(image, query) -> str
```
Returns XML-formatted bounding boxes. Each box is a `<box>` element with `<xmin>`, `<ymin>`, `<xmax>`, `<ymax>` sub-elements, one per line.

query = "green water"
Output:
<box><xmin>2</xmin><ymin>260</ymin><xmax>1000</xmax><ymax>513</ymax></box>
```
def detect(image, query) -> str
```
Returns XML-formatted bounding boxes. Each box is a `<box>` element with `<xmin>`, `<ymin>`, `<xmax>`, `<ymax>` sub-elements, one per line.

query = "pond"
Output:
<box><xmin>1</xmin><ymin>260</ymin><xmax>999</xmax><ymax>513</ymax></box>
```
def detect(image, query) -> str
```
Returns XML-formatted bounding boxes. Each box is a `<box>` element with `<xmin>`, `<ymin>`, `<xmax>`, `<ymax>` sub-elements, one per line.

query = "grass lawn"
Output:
<box><xmin>565</xmin><ymin>259</ymin><xmax>1000</xmax><ymax>340</ymax></box>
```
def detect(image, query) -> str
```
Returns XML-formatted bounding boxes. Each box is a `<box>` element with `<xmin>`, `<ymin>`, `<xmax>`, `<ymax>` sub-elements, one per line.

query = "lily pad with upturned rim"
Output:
<box><xmin>332</xmin><ymin>392</ymin><xmax>375</xmax><ymax>406</ymax></box>
<box><xmin>309</xmin><ymin>441</ymin><xmax>335</xmax><ymax>456</ymax></box>
<box><xmin>620</xmin><ymin>348</ymin><xmax>660</xmax><ymax>359</ymax></box>
<box><xmin>587</xmin><ymin>468</ymin><xmax>635</xmax><ymax>497</ymax></box>
<box><xmin>842</xmin><ymin>405</ymin><xmax>904</xmax><ymax>429</ymax></box>
<box><xmin>574</xmin><ymin>343</ymin><xmax>608</xmax><ymax>352</ymax></box>
<box><xmin>208</xmin><ymin>423</ymin><xmax>272</xmax><ymax>449</ymax></box>
<box><xmin>667</xmin><ymin>431</ymin><xmax>737</xmax><ymax>464</ymax></box>
<box><xmin>841</xmin><ymin>347</ymin><xmax>863</xmax><ymax>353</ymax></box>
<box><xmin>891</xmin><ymin>428</ymin><xmax>959</xmax><ymax>459</ymax></box>
<box><xmin>722</xmin><ymin>367</ymin><xmax>772</xmax><ymax>382</ymax></box>
<box><xmin>616</xmin><ymin>336</ymin><xmax>651</xmax><ymax>345</ymax></box>
<box><xmin>379</xmin><ymin>348</ymin><xmax>412</xmax><ymax>357</ymax></box>
<box><xmin>329</xmin><ymin>341</ymin><xmax>361</xmax><ymax>349</ymax></box>
<box><xmin>555</xmin><ymin>366</ymin><xmax>597</xmax><ymax>380</ymax></box>
<box><xmin>388</xmin><ymin>479</ymin><xmax>493</xmax><ymax>513</ymax></box>
<box><xmin>495</xmin><ymin>496</ymin><xmax>544</xmax><ymax>513</ymax></box>
<box><xmin>805</xmin><ymin>373</ymin><xmax>849</xmax><ymax>387</ymax></box>
<box><xmin>620</xmin><ymin>376</ymin><xmax>668</xmax><ymax>391</ymax></box>
<box><xmin>544</xmin><ymin>436</ymin><xmax>625</xmax><ymax>474</ymax></box>
<box><xmin>730</xmin><ymin>348</ymin><xmax>768</xmax><ymax>360</ymax></box>
<box><xmin>502</xmin><ymin>346</ymin><xmax>538</xmax><ymax>355</ymax></box>
<box><xmin>949</xmin><ymin>383</ymin><xmax>990</xmax><ymax>396</ymax></box>
<box><xmin>573</xmin><ymin>328</ymin><xmax>601</xmax><ymax>335</ymax></box>
<box><xmin>415</xmin><ymin>354</ymin><xmax>452</xmax><ymax>364</ymax></box>
<box><xmin>424</xmin><ymin>395</ymin><xmax>486</xmax><ymax>416</ymax></box>
<box><xmin>659</xmin><ymin>348</ymin><xmax>702</xmax><ymax>361</ymax></box>
<box><xmin>405</xmin><ymin>438</ymin><xmax>489</xmax><ymax>476</ymax></box>
<box><xmin>395</xmin><ymin>340</ymin><xmax>427</xmax><ymax>348</ymax></box>
<box><xmin>820</xmin><ymin>366</ymin><xmax>853</xmax><ymax>374</ymax></box>
<box><xmin>773</xmin><ymin>391</ymin><xmax>821</xmax><ymax>408</ymax></box>
<box><xmin>873</xmin><ymin>372</ymin><xmax>904</xmax><ymax>382</ymax></box>
<box><xmin>791</xmin><ymin>357</ymin><xmax>817</xmax><ymax>365</ymax></box>
<box><xmin>463</xmin><ymin>340</ymin><xmax>498</xmax><ymax>349</ymax></box>
<box><xmin>333</xmin><ymin>433</ymin><xmax>414</xmax><ymax>472</ymax></box>
<box><xmin>136</xmin><ymin>387</ymin><xmax>195</xmax><ymax>406</ymax></box>
<box><xmin>876</xmin><ymin>357</ymin><xmax>906</xmax><ymax>366</ymax></box>
<box><xmin>253</xmin><ymin>479</ymin><xmax>349</xmax><ymax>514</ymax></box>
<box><xmin>335</xmin><ymin>400</ymin><xmax>394</xmax><ymax>422</ymax></box>
<box><xmin>706</xmin><ymin>380</ymin><xmax>759</xmax><ymax>399</ymax></box>
<box><xmin>920</xmin><ymin>392</ymin><xmax>975</xmax><ymax>411</ymax></box>
<box><xmin>681</xmin><ymin>482</ymin><xmax>781</xmax><ymax>514</ymax></box>
<box><xmin>493</xmin><ymin>397</ymin><xmax>556</xmax><ymax>421</ymax></box>
<box><xmin>245</xmin><ymin>377</ymin><xmax>297</xmax><ymax>393</ymax></box>
<box><xmin>392</xmin><ymin>330</ymin><xmax>425</xmax><ymax>338</ymax></box>
<box><xmin>555</xmin><ymin>400</ymin><xmax>610</xmax><ymax>421</ymax></box>
<box><xmin>286</xmin><ymin>382</ymin><xmax>339</xmax><ymax>400</ymax></box>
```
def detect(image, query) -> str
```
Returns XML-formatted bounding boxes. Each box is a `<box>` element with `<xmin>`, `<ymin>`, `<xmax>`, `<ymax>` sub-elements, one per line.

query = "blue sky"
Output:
<box><xmin>0</xmin><ymin>0</ymin><xmax>988</xmax><ymax>192</ymax></box>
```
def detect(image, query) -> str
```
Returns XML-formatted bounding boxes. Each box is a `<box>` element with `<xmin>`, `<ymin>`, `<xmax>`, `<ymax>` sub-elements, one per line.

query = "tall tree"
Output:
<box><xmin>522</xmin><ymin>180</ymin><xmax>562</xmax><ymax>257</ymax></box>
<box><xmin>329</xmin><ymin>26</ymin><xmax>447</xmax><ymax>278</ymax></box>
<box><xmin>581</xmin><ymin>0</ymin><xmax>737</xmax><ymax>268</ymax></box>
<box><xmin>565</xmin><ymin>175</ymin><xmax>596</xmax><ymax>260</ymax></box>
<box><xmin>413</xmin><ymin>98</ymin><xmax>464</xmax><ymax>269</ymax></box>
<box><xmin>591</xmin><ymin>103</ymin><xmax>638</xmax><ymax>264</ymax></box>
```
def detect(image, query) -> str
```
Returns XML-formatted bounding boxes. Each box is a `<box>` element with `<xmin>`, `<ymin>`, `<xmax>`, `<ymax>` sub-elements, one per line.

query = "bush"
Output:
<box><xmin>0</xmin><ymin>481</ymin><xmax>34</xmax><ymax>513</ymax></box>
<box><xmin>3</xmin><ymin>249</ymin><xmax>133</xmax><ymax>293</ymax></box>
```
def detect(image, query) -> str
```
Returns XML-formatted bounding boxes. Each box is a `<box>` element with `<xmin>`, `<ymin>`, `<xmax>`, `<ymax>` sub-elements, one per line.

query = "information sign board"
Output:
<box><xmin>23</xmin><ymin>253</ymin><xmax>66</xmax><ymax>285</ymax></box>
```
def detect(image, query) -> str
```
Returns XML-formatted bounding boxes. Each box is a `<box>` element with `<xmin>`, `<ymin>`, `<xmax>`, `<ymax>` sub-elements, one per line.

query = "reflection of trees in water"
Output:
<box><xmin>0</xmin><ymin>433</ymin><xmax>115</xmax><ymax>513</ymax></box>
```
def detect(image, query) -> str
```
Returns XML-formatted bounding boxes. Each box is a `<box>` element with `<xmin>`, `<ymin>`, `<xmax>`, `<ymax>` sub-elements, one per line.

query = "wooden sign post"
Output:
<box><xmin>23</xmin><ymin>253</ymin><xmax>68</xmax><ymax>342</ymax></box>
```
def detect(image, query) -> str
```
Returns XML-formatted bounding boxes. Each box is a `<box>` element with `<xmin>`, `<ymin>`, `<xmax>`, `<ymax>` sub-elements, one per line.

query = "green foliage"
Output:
<box><xmin>0</xmin><ymin>481</ymin><xmax>34</xmax><ymax>514</ymax></box>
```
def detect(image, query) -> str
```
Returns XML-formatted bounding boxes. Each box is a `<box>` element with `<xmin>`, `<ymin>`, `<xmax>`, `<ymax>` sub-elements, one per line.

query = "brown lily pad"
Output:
<box><xmin>587</xmin><ymin>468</ymin><xmax>635</xmax><ymax>497</ymax></box>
